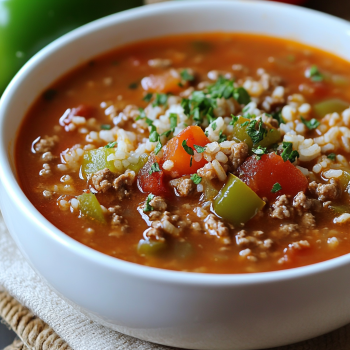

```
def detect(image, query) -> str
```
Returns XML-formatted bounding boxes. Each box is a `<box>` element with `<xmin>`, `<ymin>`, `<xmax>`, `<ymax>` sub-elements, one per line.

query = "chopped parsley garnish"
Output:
<box><xmin>101</xmin><ymin>124</ymin><xmax>111</xmax><ymax>130</ymax></box>
<box><xmin>180</xmin><ymin>69</ymin><xmax>194</xmax><ymax>82</ymax></box>
<box><xmin>152</xmin><ymin>93</ymin><xmax>168</xmax><ymax>107</ymax></box>
<box><xmin>154</xmin><ymin>140</ymin><xmax>162</xmax><ymax>155</ymax></box>
<box><xmin>191</xmin><ymin>174</ymin><xmax>202</xmax><ymax>184</ymax></box>
<box><xmin>129</xmin><ymin>82</ymin><xmax>138</xmax><ymax>89</ymax></box>
<box><xmin>135</xmin><ymin>108</ymin><xmax>147</xmax><ymax>121</ymax></box>
<box><xmin>182</xmin><ymin>140</ymin><xmax>194</xmax><ymax>155</ymax></box>
<box><xmin>218</xmin><ymin>130</ymin><xmax>227</xmax><ymax>143</ymax></box>
<box><xmin>211</xmin><ymin>121</ymin><xmax>217</xmax><ymax>131</ymax></box>
<box><xmin>104</xmin><ymin>141</ymin><xmax>117</xmax><ymax>149</ymax></box>
<box><xmin>272</xmin><ymin>111</ymin><xmax>285</xmax><ymax>126</ymax></box>
<box><xmin>281</xmin><ymin>142</ymin><xmax>299</xmax><ymax>163</ymax></box>
<box><xmin>149</xmin><ymin>162</ymin><xmax>161</xmax><ymax>175</ymax></box>
<box><xmin>230</xmin><ymin>115</ymin><xmax>239</xmax><ymax>126</ymax></box>
<box><xmin>327</xmin><ymin>153</ymin><xmax>336</xmax><ymax>160</ymax></box>
<box><xmin>271</xmin><ymin>182</ymin><xmax>282</xmax><ymax>193</ymax></box>
<box><xmin>246</xmin><ymin>119</ymin><xmax>267</xmax><ymax>145</ymax></box>
<box><xmin>143</xmin><ymin>93</ymin><xmax>153</xmax><ymax>102</ymax></box>
<box><xmin>300</xmin><ymin>116</ymin><xmax>320</xmax><ymax>130</ymax></box>
<box><xmin>309</xmin><ymin>65</ymin><xmax>324</xmax><ymax>82</ymax></box>
<box><xmin>193</xmin><ymin>144</ymin><xmax>206</xmax><ymax>153</ymax></box>
<box><xmin>143</xmin><ymin>193</ymin><xmax>155</xmax><ymax>212</ymax></box>
<box><xmin>208</xmin><ymin>76</ymin><xmax>251</xmax><ymax>104</ymax></box>
<box><xmin>149</xmin><ymin>130</ymin><xmax>159</xmax><ymax>142</ymax></box>
<box><xmin>233</xmin><ymin>87</ymin><xmax>251</xmax><ymax>105</ymax></box>
<box><xmin>241</xmin><ymin>121</ymin><xmax>249</xmax><ymax>127</ymax></box>
<box><xmin>181</xmin><ymin>98</ymin><xmax>191</xmax><ymax>116</ymax></box>
<box><xmin>252</xmin><ymin>146</ymin><xmax>268</xmax><ymax>160</ymax></box>
<box><xmin>169</xmin><ymin>113</ymin><xmax>178</xmax><ymax>130</ymax></box>
<box><xmin>161</xmin><ymin>130</ymin><xmax>172</xmax><ymax>138</ymax></box>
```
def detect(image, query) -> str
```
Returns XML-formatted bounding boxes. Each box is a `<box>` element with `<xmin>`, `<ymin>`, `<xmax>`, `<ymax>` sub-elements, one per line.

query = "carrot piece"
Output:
<box><xmin>141</xmin><ymin>70</ymin><xmax>186</xmax><ymax>94</ymax></box>
<box><xmin>137</xmin><ymin>154</ymin><xmax>168</xmax><ymax>195</ymax></box>
<box><xmin>238</xmin><ymin>153</ymin><xmax>308</xmax><ymax>201</ymax></box>
<box><xmin>162</xmin><ymin>126</ymin><xmax>209</xmax><ymax>176</ymax></box>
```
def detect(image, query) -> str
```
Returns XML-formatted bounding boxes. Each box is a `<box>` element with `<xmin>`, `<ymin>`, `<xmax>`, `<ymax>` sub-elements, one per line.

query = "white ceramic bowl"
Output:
<box><xmin>1</xmin><ymin>2</ymin><xmax>350</xmax><ymax>349</ymax></box>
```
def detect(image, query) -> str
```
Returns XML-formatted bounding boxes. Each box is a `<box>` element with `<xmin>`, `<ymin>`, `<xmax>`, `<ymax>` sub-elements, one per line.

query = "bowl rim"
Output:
<box><xmin>1</xmin><ymin>0</ymin><xmax>350</xmax><ymax>286</ymax></box>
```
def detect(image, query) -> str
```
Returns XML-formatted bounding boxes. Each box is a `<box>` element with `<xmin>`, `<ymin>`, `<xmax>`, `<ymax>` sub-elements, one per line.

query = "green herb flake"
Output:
<box><xmin>327</xmin><ymin>153</ymin><xmax>336</xmax><ymax>161</ymax></box>
<box><xmin>281</xmin><ymin>142</ymin><xmax>299</xmax><ymax>163</ymax></box>
<box><xmin>272</xmin><ymin>111</ymin><xmax>285</xmax><ymax>126</ymax></box>
<box><xmin>233</xmin><ymin>87</ymin><xmax>251</xmax><ymax>105</ymax></box>
<box><xmin>241</xmin><ymin>121</ymin><xmax>249</xmax><ymax>127</ymax></box>
<box><xmin>193</xmin><ymin>144</ymin><xmax>206</xmax><ymax>153</ymax></box>
<box><xmin>169</xmin><ymin>113</ymin><xmax>178</xmax><ymax>130</ymax></box>
<box><xmin>309</xmin><ymin>65</ymin><xmax>324</xmax><ymax>82</ymax></box>
<box><xmin>149</xmin><ymin>162</ymin><xmax>161</xmax><ymax>175</ymax></box>
<box><xmin>300</xmin><ymin>116</ymin><xmax>320</xmax><ymax>130</ymax></box>
<box><xmin>143</xmin><ymin>193</ymin><xmax>155</xmax><ymax>212</ymax></box>
<box><xmin>152</xmin><ymin>93</ymin><xmax>168</xmax><ymax>107</ymax></box>
<box><xmin>218</xmin><ymin>130</ymin><xmax>227</xmax><ymax>143</ymax></box>
<box><xmin>252</xmin><ymin>146</ymin><xmax>268</xmax><ymax>160</ymax></box>
<box><xmin>149</xmin><ymin>130</ymin><xmax>160</xmax><ymax>143</ymax></box>
<box><xmin>182</xmin><ymin>140</ymin><xmax>194</xmax><ymax>156</ymax></box>
<box><xmin>180</xmin><ymin>69</ymin><xmax>194</xmax><ymax>82</ymax></box>
<box><xmin>143</xmin><ymin>93</ymin><xmax>153</xmax><ymax>102</ymax></box>
<box><xmin>129</xmin><ymin>82</ymin><xmax>138</xmax><ymax>90</ymax></box>
<box><xmin>136</xmin><ymin>108</ymin><xmax>147</xmax><ymax>121</ymax></box>
<box><xmin>104</xmin><ymin>141</ymin><xmax>117</xmax><ymax>149</ymax></box>
<box><xmin>191</xmin><ymin>174</ymin><xmax>202</xmax><ymax>184</ymax></box>
<box><xmin>271</xmin><ymin>182</ymin><xmax>282</xmax><ymax>193</ymax></box>
<box><xmin>211</xmin><ymin>121</ymin><xmax>217</xmax><ymax>131</ymax></box>
<box><xmin>101</xmin><ymin>124</ymin><xmax>111</xmax><ymax>130</ymax></box>
<box><xmin>161</xmin><ymin>130</ymin><xmax>172</xmax><ymax>138</ymax></box>
<box><xmin>247</xmin><ymin>120</ymin><xmax>267</xmax><ymax>145</ymax></box>
<box><xmin>230</xmin><ymin>115</ymin><xmax>239</xmax><ymax>126</ymax></box>
<box><xmin>190</xmin><ymin>156</ymin><xmax>193</xmax><ymax>167</ymax></box>
<box><xmin>154</xmin><ymin>140</ymin><xmax>162</xmax><ymax>155</ymax></box>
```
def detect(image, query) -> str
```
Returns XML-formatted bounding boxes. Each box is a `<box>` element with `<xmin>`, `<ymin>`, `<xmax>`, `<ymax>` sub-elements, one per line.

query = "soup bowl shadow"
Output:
<box><xmin>1</xmin><ymin>1</ymin><xmax>350</xmax><ymax>349</ymax></box>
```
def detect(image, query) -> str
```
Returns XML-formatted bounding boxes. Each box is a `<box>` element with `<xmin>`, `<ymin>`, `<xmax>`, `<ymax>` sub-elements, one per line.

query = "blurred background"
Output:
<box><xmin>0</xmin><ymin>0</ymin><xmax>349</xmax><ymax>348</ymax></box>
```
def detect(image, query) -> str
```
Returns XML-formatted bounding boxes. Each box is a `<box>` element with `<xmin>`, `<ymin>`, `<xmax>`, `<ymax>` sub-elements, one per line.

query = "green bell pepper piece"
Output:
<box><xmin>78</xmin><ymin>193</ymin><xmax>106</xmax><ymax>224</ymax></box>
<box><xmin>232</xmin><ymin>116</ymin><xmax>281</xmax><ymax>151</ymax></box>
<box><xmin>137</xmin><ymin>239</ymin><xmax>167</xmax><ymax>256</ymax></box>
<box><xmin>213</xmin><ymin>173</ymin><xmax>265</xmax><ymax>226</ymax></box>
<box><xmin>82</xmin><ymin>148</ymin><xmax>118</xmax><ymax>179</ymax></box>
<box><xmin>127</xmin><ymin>153</ymin><xmax>149</xmax><ymax>174</ymax></box>
<box><xmin>0</xmin><ymin>0</ymin><xmax>142</xmax><ymax>94</ymax></box>
<box><xmin>339</xmin><ymin>170</ymin><xmax>350</xmax><ymax>193</ymax></box>
<box><xmin>313</xmin><ymin>99</ymin><xmax>349</xmax><ymax>119</ymax></box>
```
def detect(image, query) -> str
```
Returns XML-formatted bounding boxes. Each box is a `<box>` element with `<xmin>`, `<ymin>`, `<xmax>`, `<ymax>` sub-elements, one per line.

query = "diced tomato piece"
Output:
<box><xmin>162</xmin><ymin>126</ymin><xmax>210</xmax><ymax>176</ymax></box>
<box><xmin>238</xmin><ymin>153</ymin><xmax>308</xmax><ymax>201</ymax></box>
<box><xmin>141</xmin><ymin>71</ymin><xmax>186</xmax><ymax>94</ymax></box>
<box><xmin>137</xmin><ymin>155</ymin><xmax>168</xmax><ymax>196</ymax></box>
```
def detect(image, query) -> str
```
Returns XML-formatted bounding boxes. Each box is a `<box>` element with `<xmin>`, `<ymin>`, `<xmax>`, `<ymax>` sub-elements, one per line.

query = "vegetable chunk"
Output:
<box><xmin>78</xmin><ymin>193</ymin><xmax>106</xmax><ymax>224</ymax></box>
<box><xmin>238</xmin><ymin>153</ymin><xmax>308</xmax><ymax>201</ymax></box>
<box><xmin>213</xmin><ymin>173</ymin><xmax>265</xmax><ymax>226</ymax></box>
<box><xmin>82</xmin><ymin>148</ymin><xmax>118</xmax><ymax>179</ymax></box>
<box><xmin>162</xmin><ymin>125</ymin><xmax>209</xmax><ymax>176</ymax></box>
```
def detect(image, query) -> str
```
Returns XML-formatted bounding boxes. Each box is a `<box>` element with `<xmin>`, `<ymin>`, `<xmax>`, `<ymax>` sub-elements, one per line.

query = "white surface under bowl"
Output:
<box><xmin>1</xmin><ymin>2</ymin><xmax>350</xmax><ymax>349</ymax></box>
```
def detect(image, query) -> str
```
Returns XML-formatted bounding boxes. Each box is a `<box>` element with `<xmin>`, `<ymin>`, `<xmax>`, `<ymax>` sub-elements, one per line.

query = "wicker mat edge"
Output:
<box><xmin>0</xmin><ymin>291</ymin><xmax>71</xmax><ymax>350</ymax></box>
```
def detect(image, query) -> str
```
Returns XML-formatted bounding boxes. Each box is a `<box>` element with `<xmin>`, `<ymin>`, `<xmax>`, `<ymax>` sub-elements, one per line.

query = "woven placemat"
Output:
<box><xmin>0</xmin><ymin>291</ymin><xmax>71</xmax><ymax>350</ymax></box>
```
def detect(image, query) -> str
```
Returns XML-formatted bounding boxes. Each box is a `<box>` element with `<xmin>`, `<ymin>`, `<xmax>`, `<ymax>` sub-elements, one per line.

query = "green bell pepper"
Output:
<box><xmin>82</xmin><ymin>148</ymin><xmax>118</xmax><ymax>179</ymax></box>
<box><xmin>232</xmin><ymin>116</ymin><xmax>281</xmax><ymax>151</ymax></box>
<box><xmin>137</xmin><ymin>239</ymin><xmax>167</xmax><ymax>256</ymax></box>
<box><xmin>313</xmin><ymin>99</ymin><xmax>349</xmax><ymax>119</ymax></box>
<box><xmin>0</xmin><ymin>0</ymin><xmax>142</xmax><ymax>94</ymax></box>
<box><xmin>213</xmin><ymin>173</ymin><xmax>265</xmax><ymax>226</ymax></box>
<box><xmin>78</xmin><ymin>193</ymin><xmax>106</xmax><ymax>224</ymax></box>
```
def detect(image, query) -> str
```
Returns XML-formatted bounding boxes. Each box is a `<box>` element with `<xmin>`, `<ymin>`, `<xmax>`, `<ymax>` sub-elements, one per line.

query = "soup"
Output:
<box><xmin>16</xmin><ymin>33</ymin><xmax>350</xmax><ymax>273</ymax></box>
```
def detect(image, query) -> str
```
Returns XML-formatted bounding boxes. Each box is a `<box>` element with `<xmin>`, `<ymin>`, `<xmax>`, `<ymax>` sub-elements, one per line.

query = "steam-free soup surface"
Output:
<box><xmin>16</xmin><ymin>33</ymin><xmax>350</xmax><ymax>273</ymax></box>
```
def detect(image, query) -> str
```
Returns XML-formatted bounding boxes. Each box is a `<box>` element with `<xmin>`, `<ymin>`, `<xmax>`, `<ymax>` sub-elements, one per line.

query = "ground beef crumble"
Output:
<box><xmin>169</xmin><ymin>177</ymin><xmax>196</xmax><ymax>197</ymax></box>
<box><xmin>308</xmin><ymin>179</ymin><xmax>341</xmax><ymax>202</ymax></box>
<box><xmin>229</xmin><ymin>142</ymin><xmax>249</xmax><ymax>170</ymax></box>
<box><xmin>270</xmin><ymin>195</ymin><xmax>293</xmax><ymax>219</ymax></box>
<box><xmin>204</xmin><ymin>214</ymin><xmax>231</xmax><ymax>245</ymax></box>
